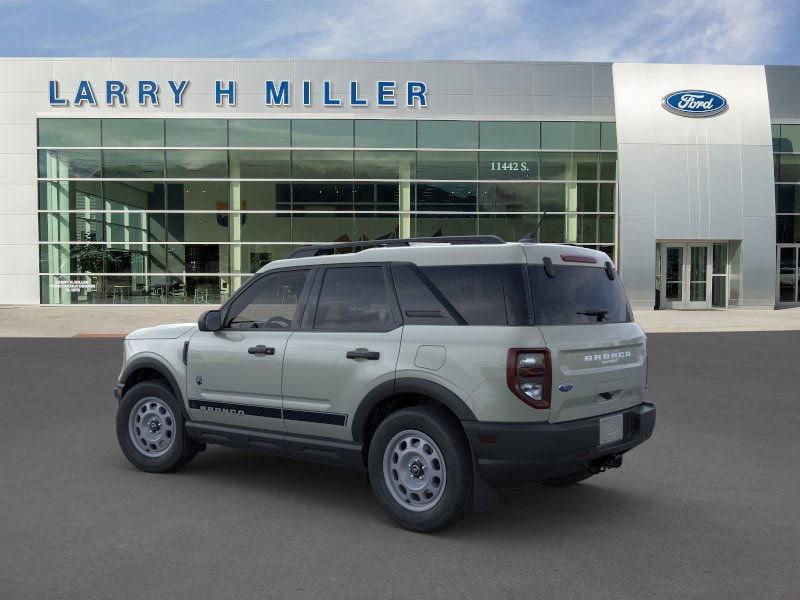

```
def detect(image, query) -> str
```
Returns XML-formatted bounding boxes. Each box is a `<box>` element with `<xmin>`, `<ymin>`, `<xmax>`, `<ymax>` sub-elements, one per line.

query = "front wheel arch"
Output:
<box><xmin>120</xmin><ymin>358</ymin><xmax>189</xmax><ymax>420</ymax></box>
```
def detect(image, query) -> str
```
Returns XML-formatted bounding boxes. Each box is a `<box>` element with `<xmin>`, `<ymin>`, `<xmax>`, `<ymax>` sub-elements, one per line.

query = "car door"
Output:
<box><xmin>282</xmin><ymin>264</ymin><xmax>403</xmax><ymax>441</ymax></box>
<box><xmin>186</xmin><ymin>267</ymin><xmax>314</xmax><ymax>434</ymax></box>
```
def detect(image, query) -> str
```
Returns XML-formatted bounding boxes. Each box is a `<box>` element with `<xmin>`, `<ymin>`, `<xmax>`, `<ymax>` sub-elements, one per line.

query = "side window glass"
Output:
<box><xmin>314</xmin><ymin>266</ymin><xmax>393</xmax><ymax>331</ymax></box>
<box><xmin>391</xmin><ymin>264</ymin><xmax>457</xmax><ymax>325</ymax></box>
<box><xmin>420</xmin><ymin>265</ymin><xmax>508</xmax><ymax>325</ymax></box>
<box><xmin>227</xmin><ymin>270</ymin><xmax>309</xmax><ymax>329</ymax></box>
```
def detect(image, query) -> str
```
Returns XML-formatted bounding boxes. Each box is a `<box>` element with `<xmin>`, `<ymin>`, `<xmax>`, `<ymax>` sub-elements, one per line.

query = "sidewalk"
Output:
<box><xmin>2</xmin><ymin>305</ymin><xmax>800</xmax><ymax>338</ymax></box>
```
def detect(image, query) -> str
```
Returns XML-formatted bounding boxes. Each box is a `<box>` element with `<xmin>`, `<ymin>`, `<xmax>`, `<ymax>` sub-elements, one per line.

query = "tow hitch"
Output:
<box><xmin>589</xmin><ymin>454</ymin><xmax>623</xmax><ymax>474</ymax></box>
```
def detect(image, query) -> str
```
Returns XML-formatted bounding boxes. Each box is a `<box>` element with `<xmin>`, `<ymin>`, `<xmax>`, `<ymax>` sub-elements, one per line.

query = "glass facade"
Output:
<box><xmin>37</xmin><ymin>118</ymin><xmax>617</xmax><ymax>304</ymax></box>
<box><xmin>773</xmin><ymin>124</ymin><xmax>800</xmax><ymax>304</ymax></box>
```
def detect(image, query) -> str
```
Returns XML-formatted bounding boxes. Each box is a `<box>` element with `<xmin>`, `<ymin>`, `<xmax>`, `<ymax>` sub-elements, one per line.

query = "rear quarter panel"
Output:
<box><xmin>397</xmin><ymin>325</ymin><xmax>551</xmax><ymax>423</ymax></box>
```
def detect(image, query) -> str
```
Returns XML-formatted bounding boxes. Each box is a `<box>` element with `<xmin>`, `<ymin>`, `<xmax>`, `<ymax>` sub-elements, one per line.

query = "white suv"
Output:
<box><xmin>115</xmin><ymin>236</ymin><xmax>655</xmax><ymax>532</ymax></box>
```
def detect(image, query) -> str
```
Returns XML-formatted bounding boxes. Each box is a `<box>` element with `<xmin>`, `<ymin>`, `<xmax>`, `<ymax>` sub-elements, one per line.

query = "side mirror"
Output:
<box><xmin>198</xmin><ymin>309</ymin><xmax>223</xmax><ymax>332</ymax></box>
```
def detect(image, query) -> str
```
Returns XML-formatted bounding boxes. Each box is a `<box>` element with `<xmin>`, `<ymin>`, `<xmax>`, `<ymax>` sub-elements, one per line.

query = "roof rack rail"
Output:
<box><xmin>285</xmin><ymin>235</ymin><xmax>505</xmax><ymax>259</ymax></box>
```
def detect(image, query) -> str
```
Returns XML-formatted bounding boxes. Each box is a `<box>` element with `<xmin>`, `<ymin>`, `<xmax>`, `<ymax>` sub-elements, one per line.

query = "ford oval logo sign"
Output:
<box><xmin>662</xmin><ymin>90</ymin><xmax>728</xmax><ymax>117</ymax></box>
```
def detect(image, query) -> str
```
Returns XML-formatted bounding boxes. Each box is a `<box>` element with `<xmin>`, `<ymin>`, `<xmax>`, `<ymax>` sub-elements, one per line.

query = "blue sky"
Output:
<box><xmin>1</xmin><ymin>0</ymin><xmax>798</xmax><ymax>65</ymax></box>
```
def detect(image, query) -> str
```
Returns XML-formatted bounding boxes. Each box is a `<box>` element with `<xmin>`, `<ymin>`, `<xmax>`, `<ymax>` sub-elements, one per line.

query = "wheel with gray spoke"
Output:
<box><xmin>383</xmin><ymin>430</ymin><xmax>447</xmax><ymax>512</ymax></box>
<box><xmin>116</xmin><ymin>380</ymin><xmax>202</xmax><ymax>473</ymax></box>
<box><xmin>128</xmin><ymin>396</ymin><xmax>176</xmax><ymax>458</ymax></box>
<box><xmin>368</xmin><ymin>406</ymin><xmax>473</xmax><ymax>532</ymax></box>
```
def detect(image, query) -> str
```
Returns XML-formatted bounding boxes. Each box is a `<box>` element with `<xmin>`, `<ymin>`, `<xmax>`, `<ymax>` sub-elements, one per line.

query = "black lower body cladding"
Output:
<box><xmin>463</xmin><ymin>403</ymin><xmax>655</xmax><ymax>488</ymax></box>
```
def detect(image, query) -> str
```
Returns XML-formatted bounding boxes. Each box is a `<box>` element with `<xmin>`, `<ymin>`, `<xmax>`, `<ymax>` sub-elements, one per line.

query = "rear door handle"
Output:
<box><xmin>346</xmin><ymin>348</ymin><xmax>380</xmax><ymax>360</ymax></box>
<box><xmin>248</xmin><ymin>345</ymin><xmax>275</xmax><ymax>356</ymax></box>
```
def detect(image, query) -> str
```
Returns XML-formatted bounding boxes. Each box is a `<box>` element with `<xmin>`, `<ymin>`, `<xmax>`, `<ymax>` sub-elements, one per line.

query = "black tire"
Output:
<box><xmin>116</xmin><ymin>380</ymin><xmax>201</xmax><ymax>473</ymax></box>
<box><xmin>542</xmin><ymin>470</ymin><xmax>594</xmax><ymax>487</ymax></box>
<box><xmin>368</xmin><ymin>406</ymin><xmax>473</xmax><ymax>532</ymax></box>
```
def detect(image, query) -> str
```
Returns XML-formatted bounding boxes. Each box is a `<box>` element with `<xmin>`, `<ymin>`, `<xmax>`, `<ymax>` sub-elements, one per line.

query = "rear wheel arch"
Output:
<box><xmin>352</xmin><ymin>378</ymin><xmax>476</xmax><ymax>447</ymax></box>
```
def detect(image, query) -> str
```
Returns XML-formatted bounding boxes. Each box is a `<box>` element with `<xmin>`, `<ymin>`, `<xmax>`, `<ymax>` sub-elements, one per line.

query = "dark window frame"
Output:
<box><xmin>391</xmin><ymin>262</ymin><xmax>530</xmax><ymax>326</ymax></box>
<box><xmin>220</xmin><ymin>266</ymin><xmax>316</xmax><ymax>330</ymax></box>
<box><xmin>300</xmin><ymin>263</ymin><xmax>402</xmax><ymax>333</ymax></box>
<box><xmin>528</xmin><ymin>264</ymin><xmax>633</xmax><ymax>325</ymax></box>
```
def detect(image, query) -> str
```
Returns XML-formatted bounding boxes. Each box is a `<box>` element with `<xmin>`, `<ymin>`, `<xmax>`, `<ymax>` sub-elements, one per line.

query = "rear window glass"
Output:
<box><xmin>391</xmin><ymin>264</ymin><xmax>458</xmax><ymax>325</ymax></box>
<box><xmin>530</xmin><ymin>264</ymin><xmax>631</xmax><ymax>325</ymax></box>
<box><xmin>420</xmin><ymin>266</ymin><xmax>507</xmax><ymax>325</ymax></box>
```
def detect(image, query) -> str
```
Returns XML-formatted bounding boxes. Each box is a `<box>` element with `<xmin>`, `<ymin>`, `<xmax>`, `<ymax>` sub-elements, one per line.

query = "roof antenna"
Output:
<box><xmin>519</xmin><ymin>211</ymin><xmax>548</xmax><ymax>243</ymax></box>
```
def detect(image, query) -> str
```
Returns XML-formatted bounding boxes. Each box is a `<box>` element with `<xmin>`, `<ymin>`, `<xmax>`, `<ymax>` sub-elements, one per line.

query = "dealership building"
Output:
<box><xmin>0</xmin><ymin>58</ymin><xmax>799</xmax><ymax>309</ymax></box>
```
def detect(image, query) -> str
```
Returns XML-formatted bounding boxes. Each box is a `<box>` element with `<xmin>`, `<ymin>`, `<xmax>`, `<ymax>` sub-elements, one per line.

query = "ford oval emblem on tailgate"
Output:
<box><xmin>558</xmin><ymin>383</ymin><xmax>574</xmax><ymax>393</ymax></box>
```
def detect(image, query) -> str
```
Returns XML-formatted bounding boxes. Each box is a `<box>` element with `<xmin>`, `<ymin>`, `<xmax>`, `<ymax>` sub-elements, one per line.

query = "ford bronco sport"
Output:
<box><xmin>115</xmin><ymin>235</ymin><xmax>655</xmax><ymax>532</ymax></box>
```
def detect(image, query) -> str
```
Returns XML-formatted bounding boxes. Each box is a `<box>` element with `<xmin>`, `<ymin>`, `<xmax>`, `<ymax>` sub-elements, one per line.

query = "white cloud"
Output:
<box><xmin>569</xmin><ymin>0</ymin><xmax>785</xmax><ymax>64</ymax></box>
<box><xmin>0</xmin><ymin>0</ymin><xmax>796</xmax><ymax>64</ymax></box>
<box><xmin>227</xmin><ymin>0</ymin><xmax>795</xmax><ymax>64</ymax></box>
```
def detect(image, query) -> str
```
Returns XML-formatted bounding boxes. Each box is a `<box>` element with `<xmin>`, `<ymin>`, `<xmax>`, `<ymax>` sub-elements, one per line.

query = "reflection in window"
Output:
<box><xmin>539</xmin><ymin>153</ymin><xmax>571</xmax><ymax>180</ymax></box>
<box><xmin>355</xmin><ymin>120</ymin><xmax>416</xmax><ymax>148</ymax></box>
<box><xmin>292</xmin><ymin>183</ymin><xmax>354</xmax><ymax>211</ymax></box>
<box><xmin>167</xmin><ymin>182</ymin><xmax>229</xmax><ymax>211</ymax></box>
<box><xmin>479</xmin><ymin>122</ymin><xmax>540</xmax><ymax>149</ymax></box>
<box><xmin>229</xmin><ymin>120</ymin><xmax>290</xmax><ymax>147</ymax></box>
<box><xmin>416</xmin><ymin>151</ymin><xmax>477</xmax><ymax>180</ymax></box>
<box><xmin>103</xmin><ymin>150</ymin><xmax>165</xmax><ymax>178</ymax></box>
<box><xmin>415</xmin><ymin>183</ymin><xmax>477</xmax><ymax>212</ymax></box>
<box><xmin>314</xmin><ymin>266</ymin><xmax>391</xmax><ymax>331</ymax></box>
<box><xmin>292</xmin><ymin>120</ymin><xmax>353</xmax><ymax>147</ymax></box>
<box><xmin>292</xmin><ymin>212</ymin><xmax>355</xmax><ymax>243</ymax></box>
<box><xmin>599</xmin><ymin>183</ymin><xmax>615</xmax><ymax>212</ymax></box>
<box><xmin>778</xmin><ymin>155</ymin><xmax>800</xmax><ymax>183</ymax></box>
<box><xmin>240</xmin><ymin>181</ymin><xmax>291</xmax><ymax>211</ymax></box>
<box><xmin>600</xmin><ymin>123</ymin><xmax>617</xmax><ymax>151</ymax></box>
<box><xmin>292</xmin><ymin>150</ymin><xmax>353</xmax><ymax>179</ymax></box>
<box><xmin>36</xmin><ymin>117</ymin><xmax>618</xmax><ymax>304</ymax></box>
<box><xmin>105</xmin><ymin>181</ymin><xmax>165</xmax><ymax>211</ymax></box>
<box><xmin>477</xmin><ymin>213</ymin><xmax>539</xmax><ymax>241</ymax></box>
<box><xmin>354</xmin><ymin>183</ymin><xmax>401</xmax><ymax>211</ymax></box>
<box><xmin>38</xmin><ymin>149</ymin><xmax>102</xmax><ymax>178</ymax></box>
<box><xmin>417</xmin><ymin>121</ymin><xmax>478</xmax><ymax>149</ymax></box>
<box><xmin>355</xmin><ymin>151</ymin><xmax>415</xmax><ymax>179</ymax></box>
<box><xmin>39</xmin><ymin>119</ymin><xmax>100</xmax><ymax>147</ymax></box>
<box><xmin>229</xmin><ymin>150</ymin><xmax>290</xmax><ymax>179</ymax></box>
<box><xmin>575</xmin><ymin>153</ymin><xmax>598</xmax><ymax>180</ymax></box>
<box><xmin>103</xmin><ymin>119</ymin><xmax>164</xmax><ymax>147</ymax></box>
<box><xmin>539</xmin><ymin>183</ymin><xmax>566</xmax><ymax>212</ymax></box>
<box><xmin>165</xmin><ymin>119</ymin><xmax>227</xmax><ymax>147</ymax></box>
<box><xmin>478</xmin><ymin>183</ymin><xmax>538</xmax><ymax>212</ymax></box>
<box><xmin>577</xmin><ymin>183</ymin><xmax>598</xmax><ymax>212</ymax></box>
<box><xmin>479</xmin><ymin>152</ymin><xmax>539</xmax><ymax>180</ymax></box>
<box><xmin>38</xmin><ymin>181</ymin><xmax>103</xmax><ymax>211</ymax></box>
<box><xmin>165</xmin><ymin>150</ymin><xmax>227</xmax><ymax>178</ymax></box>
<box><xmin>168</xmin><ymin>212</ymin><xmax>229</xmax><ymax>243</ymax></box>
<box><xmin>414</xmin><ymin>214</ymin><xmax>477</xmax><ymax>237</ymax></box>
<box><xmin>355</xmin><ymin>214</ymin><xmax>399</xmax><ymax>241</ymax></box>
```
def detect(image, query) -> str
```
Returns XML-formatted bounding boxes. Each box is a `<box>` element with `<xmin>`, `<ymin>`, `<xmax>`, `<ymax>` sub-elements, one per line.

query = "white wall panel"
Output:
<box><xmin>614</xmin><ymin>62</ymin><xmax>775</xmax><ymax>308</ymax></box>
<box><xmin>0</xmin><ymin>274</ymin><xmax>40</xmax><ymax>304</ymax></box>
<box><xmin>0</xmin><ymin>123</ymin><xmax>36</xmax><ymax>153</ymax></box>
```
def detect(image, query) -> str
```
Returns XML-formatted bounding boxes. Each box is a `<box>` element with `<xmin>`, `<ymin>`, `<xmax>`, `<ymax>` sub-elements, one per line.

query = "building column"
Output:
<box><xmin>399</xmin><ymin>161</ymin><xmax>411</xmax><ymax>238</ymax></box>
<box><xmin>229</xmin><ymin>158</ymin><xmax>243</xmax><ymax>294</ymax></box>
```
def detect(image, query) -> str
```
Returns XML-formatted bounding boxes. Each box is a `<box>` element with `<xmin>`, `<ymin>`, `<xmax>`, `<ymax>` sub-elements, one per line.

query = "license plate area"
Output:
<box><xmin>598</xmin><ymin>413</ymin><xmax>624</xmax><ymax>446</ymax></box>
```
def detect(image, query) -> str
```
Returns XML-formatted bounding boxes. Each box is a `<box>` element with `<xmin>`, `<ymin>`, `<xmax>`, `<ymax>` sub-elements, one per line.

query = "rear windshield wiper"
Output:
<box><xmin>576</xmin><ymin>309</ymin><xmax>609</xmax><ymax>322</ymax></box>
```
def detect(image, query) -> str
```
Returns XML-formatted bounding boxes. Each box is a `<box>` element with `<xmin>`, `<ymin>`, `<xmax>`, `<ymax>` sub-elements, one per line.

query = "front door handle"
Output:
<box><xmin>346</xmin><ymin>348</ymin><xmax>380</xmax><ymax>360</ymax></box>
<box><xmin>248</xmin><ymin>345</ymin><xmax>275</xmax><ymax>356</ymax></box>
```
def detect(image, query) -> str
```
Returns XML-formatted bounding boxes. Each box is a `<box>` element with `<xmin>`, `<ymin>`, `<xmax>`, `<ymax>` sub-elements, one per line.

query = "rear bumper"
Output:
<box><xmin>463</xmin><ymin>402</ymin><xmax>655</xmax><ymax>488</ymax></box>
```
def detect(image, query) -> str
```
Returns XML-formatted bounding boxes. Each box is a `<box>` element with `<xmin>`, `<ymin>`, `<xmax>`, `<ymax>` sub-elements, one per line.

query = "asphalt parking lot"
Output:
<box><xmin>1</xmin><ymin>332</ymin><xmax>799</xmax><ymax>599</ymax></box>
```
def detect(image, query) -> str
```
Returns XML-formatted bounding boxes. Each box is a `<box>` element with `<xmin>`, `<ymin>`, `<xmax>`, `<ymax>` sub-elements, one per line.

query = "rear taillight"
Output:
<box><xmin>506</xmin><ymin>348</ymin><xmax>551</xmax><ymax>409</ymax></box>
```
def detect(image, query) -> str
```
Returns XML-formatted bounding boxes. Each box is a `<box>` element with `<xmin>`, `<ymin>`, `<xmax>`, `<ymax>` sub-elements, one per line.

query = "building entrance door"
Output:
<box><xmin>660</xmin><ymin>243</ymin><xmax>712</xmax><ymax>309</ymax></box>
